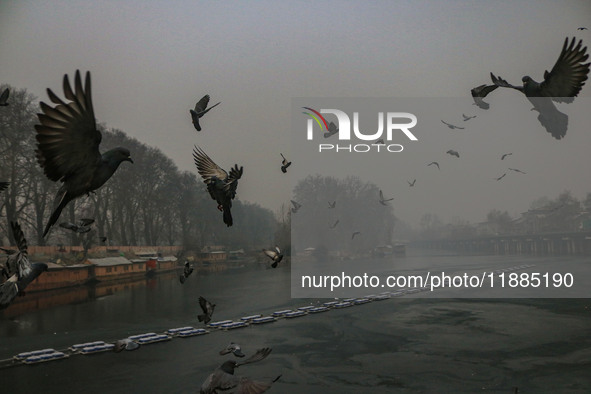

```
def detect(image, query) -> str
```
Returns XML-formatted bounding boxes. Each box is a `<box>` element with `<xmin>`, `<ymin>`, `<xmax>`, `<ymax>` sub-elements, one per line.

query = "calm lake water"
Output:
<box><xmin>1</xmin><ymin>250</ymin><xmax>590</xmax><ymax>393</ymax></box>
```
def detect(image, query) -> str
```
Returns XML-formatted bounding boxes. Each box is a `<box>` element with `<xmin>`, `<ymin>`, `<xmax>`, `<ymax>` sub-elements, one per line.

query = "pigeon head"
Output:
<box><xmin>220</xmin><ymin>360</ymin><xmax>238</xmax><ymax>375</ymax></box>
<box><xmin>104</xmin><ymin>147</ymin><xmax>133</xmax><ymax>165</ymax></box>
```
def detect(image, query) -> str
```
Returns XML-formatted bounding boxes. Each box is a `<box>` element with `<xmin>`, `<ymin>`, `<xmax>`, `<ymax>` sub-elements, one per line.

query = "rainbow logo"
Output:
<box><xmin>302</xmin><ymin>107</ymin><xmax>329</xmax><ymax>131</ymax></box>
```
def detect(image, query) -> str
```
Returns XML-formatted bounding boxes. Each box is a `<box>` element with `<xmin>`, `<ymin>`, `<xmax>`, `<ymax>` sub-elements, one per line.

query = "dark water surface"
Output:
<box><xmin>1</xmin><ymin>252</ymin><xmax>591</xmax><ymax>393</ymax></box>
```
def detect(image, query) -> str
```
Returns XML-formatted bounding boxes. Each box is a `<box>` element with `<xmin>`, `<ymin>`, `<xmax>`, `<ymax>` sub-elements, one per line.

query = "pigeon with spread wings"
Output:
<box><xmin>198</xmin><ymin>296</ymin><xmax>216</xmax><ymax>324</ymax></box>
<box><xmin>379</xmin><ymin>190</ymin><xmax>393</xmax><ymax>206</ymax></box>
<box><xmin>34</xmin><ymin>71</ymin><xmax>133</xmax><ymax>237</ymax></box>
<box><xmin>193</xmin><ymin>146</ymin><xmax>243</xmax><ymax>227</ymax></box>
<box><xmin>200</xmin><ymin>347</ymin><xmax>280</xmax><ymax>394</ymax></box>
<box><xmin>489</xmin><ymin>37</ymin><xmax>589</xmax><ymax>139</ymax></box>
<box><xmin>262</xmin><ymin>246</ymin><xmax>283</xmax><ymax>268</ymax></box>
<box><xmin>280</xmin><ymin>153</ymin><xmax>291</xmax><ymax>173</ymax></box>
<box><xmin>190</xmin><ymin>95</ymin><xmax>220</xmax><ymax>132</ymax></box>
<box><xmin>0</xmin><ymin>222</ymin><xmax>48</xmax><ymax>309</ymax></box>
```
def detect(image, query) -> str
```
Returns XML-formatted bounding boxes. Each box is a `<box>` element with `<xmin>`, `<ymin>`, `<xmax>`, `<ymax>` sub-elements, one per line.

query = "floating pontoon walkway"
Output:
<box><xmin>0</xmin><ymin>264</ymin><xmax>534</xmax><ymax>369</ymax></box>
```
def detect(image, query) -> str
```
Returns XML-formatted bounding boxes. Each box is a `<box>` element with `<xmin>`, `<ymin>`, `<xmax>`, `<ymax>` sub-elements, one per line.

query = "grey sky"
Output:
<box><xmin>1</xmin><ymin>0</ymin><xmax>590</xmax><ymax>227</ymax></box>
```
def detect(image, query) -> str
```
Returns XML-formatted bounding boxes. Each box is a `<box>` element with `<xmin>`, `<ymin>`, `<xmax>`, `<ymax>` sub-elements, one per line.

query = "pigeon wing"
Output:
<box><xmin>0</xmin><ymin>88</ymin><xmax>9</xmax><ymax>105</ymax></box>
<box><xmin>263</xmin><ymin>249</ymin><xmax>278</xmax><ymax>260</ymax></box>
<box><xmin>59</xmin><ymin>222</ymin><xmax>78</xmax><ymax>231</ymax></box>
<box><xmin>193</xmin><ymin>146</ymin><xmax>229</xmax><ymax>183</ymax></box>
<box><xmin>236</xmin><ymin>348</ymin><xmax>272</xmax><ymax>367</ymax></box>
<box><xmin>78</xmin><ymin>218</ymin><xmax>95</xmax><ymax>226</ymax></box>
<box><xmin>234</xmin><ymin>377</ymin><xmax>275</xmax><ymax>394</ymax></box>
<box><xmin>198</xmin><ymin>296</ymin><xmax>210</xmax><ymax>314</ymax></box>
<box><xmin>539</xmin><ymin>37</ymin><xmax>590</xmax><ymax>103</ymax></box>
<box><xmin>194</xmin><ymin>95</ymin><xmax>211</xmax><ymax>113</ymax></box>
<box><xmin>34</xmin><ymin>71</ymin><xmax>102</xmax><ymax>183</ymax></box>
<box><xmin>490</xmin><ymin>73</ymin><xmax>524</xmax><ymax>92</ymax></box>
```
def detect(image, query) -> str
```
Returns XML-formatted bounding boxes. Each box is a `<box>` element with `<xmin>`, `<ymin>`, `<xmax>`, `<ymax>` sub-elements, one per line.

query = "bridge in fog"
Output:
<box><xmin>413</xmin><ymin>231</ymin><xmax>591</xmax><ymax>255</ymax></box>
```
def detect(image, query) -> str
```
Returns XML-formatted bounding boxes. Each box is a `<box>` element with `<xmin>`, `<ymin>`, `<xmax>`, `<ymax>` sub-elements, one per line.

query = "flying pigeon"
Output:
<box><xmin>446</xmin><ymin>149</ymin><xmax>460</xmax><ymax>158</ymax></box>
<box><xmin>328</xmin><ymin>201</ymin><xmax>336</xmax><ymax>209</ymax></box>
<box><xmin>180</xmin><ymin>261</ymin><xmax>194</xmax><ymax>284</ymax></box>
<box><xmin>462</xmin><ymin>114</ymin><xmax>476</xmax><ymax>121</ymax></box>
<box><xmin>496</xmin><ymin>173</ymin><xmax>506</xmax><ymax>181</ymax></box>
<box><xmin>0</xmin><ymin>88</ymin><xmax>9</xmax><ymax>106</ymax></box>
<box><xmin>280</xmin><ymin>153</ymin><xmax>291</xmax><ymax>173</ymax></box>
<box><xmin>200</xmin><ymin>347</ymin><xmax>280</xmax><ymax>394</ymax></box>
<box><xmin>408</xmin><ymin>179</ymin><xmax>416</xmax><ymax>187</ymax></box>
<box><xmin>351</xmin><ymin>231</ymin><xmax>361</xmax><ymax>240</ymax></box>
<box><xmin>290</xmin><ymin>200</ymin><xmax>301</xmax><ymax>214</ymax></box>
<box><xmin>219</xmin><ymin>342</ymin><xmax>245</xmax><ymax>358</ymax></box>
<box><xmin>198</xmin><ymin>296</ymin><xmax>215</xmax><ymax>324</ymax></box>
<box><xmin>508</xmin><ymin>167</ymin><xmax>526</xmax><ymax>174</ymax></box>
<box><xmin>470</xmin><ymin>84</ymin><xmax>498</xmax><ymax>110</ymax></box>
<box><xmin>501</xmin><ymin>153</ymin><xmax>513</xmax><ymax>160</ymax></box>
<box><xmin>262</xmin><ymin>246</ymin><xmax>283</xmax><ymax>268</ymax></box>
<box><xmin>113</xmin><ymin>338</ymin><xmax>140</xmax><ymax>353</ymax></box>
<box><xmin>329</xmin><ymin>219</ymin><xmax>340</xmax><ymax>229</ymax></box>
<box><xmin>58</xmin><ymin>218</ymin><xmax>95</xmax><ymax>233</ymax></box>
<box><xmin>193</xmin><ymin>146</ymin><xmax>243</xmax><ymax>227</ymax></box>
<box><xmin>379</xmin><ymin>190</ymin><xmax>393</xmax><ymax>205</ymax></box>
<box><xmin>35</xmin><ymin>71</ymin><xmax>133</xmax><ymax>237</ymax></box>
<box><xmin>489</xmin><ymin>37</ymin><xmax>589</xmax><ymax>139</ymax></box>
<box><xmin>324</xmin><ymin>121</ymin><xmax>338</xmax><ymax>138</ymax></box>
<box><xmin>190</xmin><ymin>95</ymin><xmax>220</xmax><ymax>132</ymax></box>
<box><xmin>0</xmin><ymin>182</ymin><xmax>8</xmax><ymax>192</ymax></box>
<box><xmin>0</xmin><ymin>222</ymin><xmax>48</xmax><ymax>309</ymax></box>
<box><xmin>578</xmin><ymin>27</ymin><xmax>588</xmax><ymax>31</ymax></box>
<box><xmin>427</xmin><ymin>161</ymin><xmax>440</xmax><ymax>170</ymax></box>
<box><xmin>441</xmin><ymin>120</ymin><xmax>465</xmax><ymax>129</ymax></box>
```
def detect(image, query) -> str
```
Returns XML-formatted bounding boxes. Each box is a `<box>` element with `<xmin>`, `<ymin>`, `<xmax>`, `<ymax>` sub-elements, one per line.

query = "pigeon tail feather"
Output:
<box><xmin>44</xmin><ymin>191</ymin><xmax>73</xmax><ymax>237</ymax></box>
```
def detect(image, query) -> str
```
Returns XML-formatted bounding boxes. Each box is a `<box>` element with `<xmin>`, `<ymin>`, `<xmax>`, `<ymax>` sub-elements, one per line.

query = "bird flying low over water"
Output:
<box><xmin>263</xmin><ymin>246</ymin><xmax>284</xmax><ymax>268</ymax></box>
<box><xmin>200</xmin><ymin>347</ymin><xmax>280</xmax><ymax>394</ymax></box>
<box><xmin>462</xmin><ymin>114</ymin><xmax>476</xmax><ymax>121</ymax></box>
<box><xmin>220</xmin><ymin>342</ymin><xmax>245</xmax><ymax>358</ymax></box>
<box><xmin>441</xmin><ymin>120</ymin><xmax>465</xmax><ymax>129</ymax></box>
<box><xmin>446</xmin><ymin>150</ymin><xmax>460</xmax><ymax>158</ymax></box>
<box><xmin>408</xmin><ymin>179</ymin><xmax>416</xmax><ymax>187</ymax></box>
<box><xmin>379</xmin><ymin>190</ymin><xmax>393</xmax><ymax>205</ymax></box>
<box><xmin>324</xmin><ymin>121</ymin><xmax>338</xmax><ymax>138</ymax></box>
<box><xmin>35</xmin><ymin>71</ymin><xmax>133</xmax><ymax>237</ymax></box>
<box><xmin>180</xmin><ymin>261</ymin><xmax>194</xmax><ymax>284</ymax></box>
<box><xmin>470</xmin><ymin>84</ymin><xmax>498</xmax><ymax>110</ymax></box>
<box><xmin>0</xmin><ymin>88</ymin><xmax>9</xmax><ymax>106</ymax></box>
<box><xmin>190</xmin><ymin>95</ymin><xmax>220</xmax><ymax>132</ymax></box>
<box><xmin>280</xmin><ymin>153</ymin><xmax>291</xmax><ymax>173</ymax></box>
<box><xmin>501</xmin><ymin>153</ymin><xmax>513</xmax><ymax>160</ymax></box>
<box><xmin>193</xmin><ymin>146</ymin><xmax>243</xmax><ymax>227</ymax></box>
<box><xmin>113</xmin><ymin>338</ymin><xmax>140</xmax><ymax>353</ymax></box>
<box><xmin>489</xmin><ymin>37</ymin><xmax>589</xmax><ymax>139</ymax></box>
<box><xmin>508</xmin><ymin>167</ymin><xmax>526</xmax><ymax>174</ymax></box>
<box><xmin>428</xmin><ymin>161</ymin><xmax>440</xmax><ymax>170</ymax></box>
<box><xmin>198</xmin><ymin>296</ymin><xmax>216</xmax><ymax>324</ymax></box>
<box><xmin>290</xmin><ymin>200</ymin><xmax>301</xmax><ymax>213</ymax></box>
<box><xmin>0</xmin><ymin>222</ymin><xmax>48</xmax><ymax>309</ymax></box>
<box><xmin>59</xmin><ymin>218</ymin><xmax>95</xmax><ymax>233</ymax></box>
